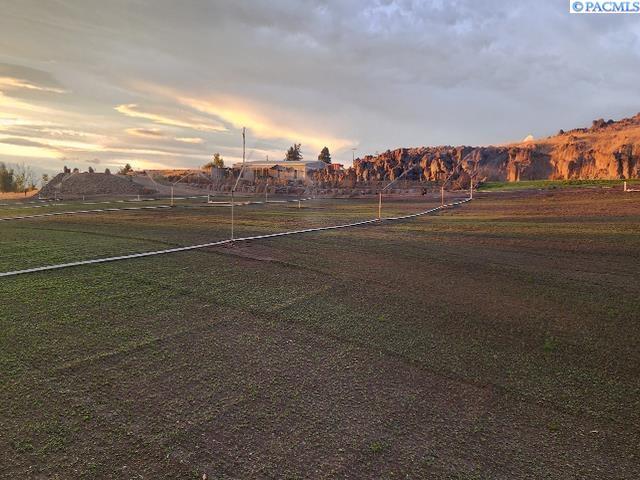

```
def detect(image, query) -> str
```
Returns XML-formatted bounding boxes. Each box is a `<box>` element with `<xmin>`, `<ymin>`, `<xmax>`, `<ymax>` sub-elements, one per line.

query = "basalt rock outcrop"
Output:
<box><xmin>318</xmin><ymin>113</ymin><xmax>640</xmax><ymax>185</ymax></box>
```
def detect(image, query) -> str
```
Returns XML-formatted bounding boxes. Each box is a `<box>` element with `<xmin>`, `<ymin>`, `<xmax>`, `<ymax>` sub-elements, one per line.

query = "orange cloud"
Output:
<box><xmin>126</xmin><ymin>127</ymin><xmax>164</xmax><ymax>138</ymax></box>
<box><xmin>174</xmin><ymin>136</ymin><xmax>204</xmax><ymax>144</ymax></box>
<box><xmin>0</xmin><ymin>139</ymin><xmax>62</xmax><ymax>159</ymax></box>
<box><xmin>0</xmin><ymin>76</ymin><xmax>66</xmax><ymax>94</ymax></box>
<box><xmin>128</xmin><ymin>82</ymin><xmax>353</xmax><ymax>152</ymax></box>
<box><xmin>0</xmin><ymin>92</ymin><xmax>53</xmax><ymax>114</ymax></box>
<box><xmin>178</xmin><ymin>95</ymin><xmax>353</xmax><ymax>152</ymax></box>
<box><xmin>107</xmin><ymin>158</ymin><xmax>179</xmax><ymax>170</ymax></box>
<box><xmin>43</xmin><ymin>137</ymin><xmax>104</xmax><ymax>151</ymax></box>
<box><xmin>106</xmin><ymin>146</ymin><xmax>206</xmax><ymax>158</ymax></box>
<box><xmin>115</xmin><ymin>103</ymin><xmax>227</xmax><ymax>133</ymax></box>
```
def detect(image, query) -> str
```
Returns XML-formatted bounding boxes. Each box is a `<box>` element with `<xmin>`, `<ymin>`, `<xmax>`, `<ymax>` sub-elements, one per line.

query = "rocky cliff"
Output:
<box><xmin>320</xmin><ymin>113</ymin><xmax>640</xmax><ymax>185</ymax></box>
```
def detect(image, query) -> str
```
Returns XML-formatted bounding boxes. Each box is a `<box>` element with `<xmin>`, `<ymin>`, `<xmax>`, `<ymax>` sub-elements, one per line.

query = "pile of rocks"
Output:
<box><xmin>39</xmin><ymin>172</ymin><xmax>149</xmax><ymax>198</ymax></box>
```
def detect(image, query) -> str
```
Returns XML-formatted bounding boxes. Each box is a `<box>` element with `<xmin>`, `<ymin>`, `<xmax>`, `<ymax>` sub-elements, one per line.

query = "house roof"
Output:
<box><xmin>232</xmin><ymin>160</ymin><xmax>327</xmax><ymax>169</ymax></box>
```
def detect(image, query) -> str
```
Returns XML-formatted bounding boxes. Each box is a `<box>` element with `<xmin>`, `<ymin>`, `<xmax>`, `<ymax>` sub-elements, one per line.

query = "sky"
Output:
<box><xmin>0</xmin><ymin>0</ymin><xmax>639</xmax><ymax>175</ymax></box>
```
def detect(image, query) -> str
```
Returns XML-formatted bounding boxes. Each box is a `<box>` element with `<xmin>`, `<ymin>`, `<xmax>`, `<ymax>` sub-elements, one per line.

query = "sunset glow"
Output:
<box><xmin>0</xmin><ymin>1</ymin><xmax>638</xmax><ymax>176</ymax></box>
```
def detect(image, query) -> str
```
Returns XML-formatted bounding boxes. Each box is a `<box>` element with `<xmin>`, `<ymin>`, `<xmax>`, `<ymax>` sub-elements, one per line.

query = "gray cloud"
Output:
<box><xmin>126</xmin><ymin>127</ymin><xmax>166</xmax><ymax>138</ymax></box>
<box><xmin>0</xmin><ymin>0</ymin><xmax>639</xmax><ymax>171</ymax></box>
<box><xmin>0</xmin><ymin>136</ymin><xmax>50</xmax><ymax>148</ymax></box>
<box><xmin>0</xmin><ymin>62</ymin><xmax>67</xmax><ymax>95</ymax></box>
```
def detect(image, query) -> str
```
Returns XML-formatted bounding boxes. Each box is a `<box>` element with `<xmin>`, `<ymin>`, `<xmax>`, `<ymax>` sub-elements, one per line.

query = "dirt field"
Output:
<box><xmin>0</xmin><ymin>188</ymin><xmax>638</xmax><ymax>478</ymax></box>
<box><xmin>0</xmin><ymin>189</ymin><xmax>39</xmax><ymax>200</ymax></box>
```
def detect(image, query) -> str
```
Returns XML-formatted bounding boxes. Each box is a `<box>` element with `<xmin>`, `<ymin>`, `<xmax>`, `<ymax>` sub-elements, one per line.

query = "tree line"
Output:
<box><xmin>2</xmin><ymin>144</ymin><xmax>336</xmax><ymax>193</ymax></box>
<box><xmin>201</xmin><ymin>146</ymin><xmax>333</xmax><ymax>169</ymax></box>
<box><xmin>0</xmin><ymin>162</ymin><xmax>38</xmax><ymax>192</ymax></box>
<box><xmin>285</xmin><ymin>144</ymin><xmax>332</xmax><ymax>164</ymax></box>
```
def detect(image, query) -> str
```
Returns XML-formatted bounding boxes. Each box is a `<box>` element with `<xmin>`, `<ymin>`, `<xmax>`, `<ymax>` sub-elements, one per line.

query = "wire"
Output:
<box><xmin>0</xmin><ymin>198</ymin><xmax>471</xmax><ymax>278</ymax></box>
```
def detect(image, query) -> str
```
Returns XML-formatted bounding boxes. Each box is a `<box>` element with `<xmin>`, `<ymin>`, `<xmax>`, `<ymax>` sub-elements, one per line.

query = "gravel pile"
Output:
<box><xmin>39</xmin><ymin>172</ymin><xmax>147</xmax><ymax>197</ymax></box>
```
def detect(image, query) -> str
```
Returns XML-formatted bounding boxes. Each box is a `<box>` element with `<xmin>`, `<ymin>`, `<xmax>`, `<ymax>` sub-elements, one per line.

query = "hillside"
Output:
<box><xmin>39</xmin><ymin>172</ymin><xmax>146</xmax><ymax>198</ymax></box>
<box><xmin>340</xmin><ymin>113</ymin><xmax>640</xmax><ymax>184</ymax></box>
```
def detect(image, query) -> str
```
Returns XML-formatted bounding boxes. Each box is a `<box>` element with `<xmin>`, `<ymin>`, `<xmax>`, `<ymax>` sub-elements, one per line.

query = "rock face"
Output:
<box><xmin>339</xmin><ymin>113</ymin><xmax>640</xmax><ymax>184</ymax></box>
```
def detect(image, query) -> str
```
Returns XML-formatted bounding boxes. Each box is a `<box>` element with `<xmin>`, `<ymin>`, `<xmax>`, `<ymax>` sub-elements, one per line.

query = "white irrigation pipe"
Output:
<box><xmin>206</xmin><ymin>197</ymin><xmax>313</xmax><ymax>207</ymax></box>
<box><xmin>1</xmin><ymin>203</ymin><xmax>69</xmax><ymax>210</ymax></box>
<box><xmin>0</xmin><ymin>205</ymin><xmax>173</xmax><ymax>222</ymax></box>
<box><xmin>0</xmin><ymin>196</ymin><xmax>315</xmax><ymax>221</ymax></box>
<box><xmin>0</xmin><ymin>195</ymin><xmax>208</xmax><ymax>211</ymax></box>
<box><xmin>0</xmin><ymin>199</ymin><xmax>51</xmax><ymax>206</ymax></box>
<box><xmin>2</xmin><ymin>198</ymin><xmax>154</xmax><ymax>211</ymax></box>
<box><xmin>0</xmin><ymin>198</ymin><xmax>470</xmax><ymax>278</ymax></box>
<box><xmin>623</xmin><ymin>181</ymin><xmax>640</xmax><ymax>192</ymax></box>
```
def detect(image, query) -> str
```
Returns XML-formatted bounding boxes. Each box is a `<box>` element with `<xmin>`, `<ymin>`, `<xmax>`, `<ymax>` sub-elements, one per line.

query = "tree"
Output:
<box><xmin>203</xmin><ymin>153</ymin><xmax>224</xmax><ymax>171</ymax></box>
<box><xmin>13</xmin><ymin>163</ymin><xmax>35</xmax><ymax>191</ymax></box>
<box><xmin>88</xmin><ymin>166</ymin><xmax>95</xmax><ymax>173</ymax></box>
<box><xmin>285</xmin><ymin>143</ymin><xmax>302</xmax><ymax>162</ymax></box>
<box><xmin>41</xmin><ymin>173</ymin><xmax>49</xmax><ymax>187</ymax></box>
<box><xmin>318</xmin><ymin>146</ymin><xmax>331</xmax><ymax>164</ymax></box>
<box><xmin>119</xmin><ymin>163</ymin><xmax>133</xmax><ymax>175</ymax></box>
<box><xmin>212</xmin><ymin>152</ymin><xmax>224</xmax><ymax>168</ymax></box>
<box><xmin>0</xmin><ymin>162</ymin><xmax>15</xmax><ymax>192</ymax></box>
<box><xmin>104</xmin><ymin>168</ymin><xmax>111</xmax><ymax>175</ymax></box>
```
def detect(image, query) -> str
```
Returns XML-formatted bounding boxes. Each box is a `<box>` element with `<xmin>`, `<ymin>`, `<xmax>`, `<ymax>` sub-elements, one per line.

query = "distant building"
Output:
<box><xmin>327</xmin><ymin>163</ymin><xmax>344</xmax><ymax>172</ymax></box>
<box><xmin>208</xmin><ymin>166</ymin><xmax>227</xmax><ymax>180</ymax></box>
<box><xmin>232</xmin><ymin>160</ymin><xmax>327</xmax><ymax>182</ymax></box>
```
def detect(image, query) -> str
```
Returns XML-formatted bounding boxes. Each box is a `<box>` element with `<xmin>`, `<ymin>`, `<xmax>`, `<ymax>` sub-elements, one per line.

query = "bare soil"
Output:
<box><xmin>0</xmin><ymin>188</ymin><xmax>638</xmax><ymax>479</ymax></box>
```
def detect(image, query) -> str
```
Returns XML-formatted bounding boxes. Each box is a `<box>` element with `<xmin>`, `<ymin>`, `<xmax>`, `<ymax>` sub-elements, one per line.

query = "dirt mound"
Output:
<box><xmin>39</xmin><ymin>172</ymin><xmax>149</xmax><ymax>197</ymax></box>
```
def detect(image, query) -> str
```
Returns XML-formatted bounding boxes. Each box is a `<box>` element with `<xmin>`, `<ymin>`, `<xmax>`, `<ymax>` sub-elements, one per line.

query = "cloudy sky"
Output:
<box><xmin>0</xmin><ymin>0</ymin><xmax>638</xmax><ymax>174</ymax></box>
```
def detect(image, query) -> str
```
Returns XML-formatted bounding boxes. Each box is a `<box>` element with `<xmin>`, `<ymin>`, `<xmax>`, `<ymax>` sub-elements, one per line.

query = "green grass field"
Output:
<box><xmin>1</xmin><ymin>189</ymin><xmax>639</xmax><ymax>478</ymax></box>
<box><xmin>478</xmin><ymin>178</ymin><xmax>640</xmax><ymax>191</ymax></box>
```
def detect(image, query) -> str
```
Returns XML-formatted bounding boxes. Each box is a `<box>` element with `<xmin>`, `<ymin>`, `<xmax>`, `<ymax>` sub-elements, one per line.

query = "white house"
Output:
<box><xmin>232</xmin><ymin>160</ymin><xmax>327</xmax><ymax>182</ymax></box>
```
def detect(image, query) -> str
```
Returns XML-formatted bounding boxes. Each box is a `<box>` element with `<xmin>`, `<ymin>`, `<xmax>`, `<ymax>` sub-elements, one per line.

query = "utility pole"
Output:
<box><xmin>468</xmin><ymin>170</ymin><xmax>479</xmax><ymax>200</ymax></box>
<box><xmin>231</xmin><ymin>127</ymin><xmax>246</xmax><ymax>242</ymax></box>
